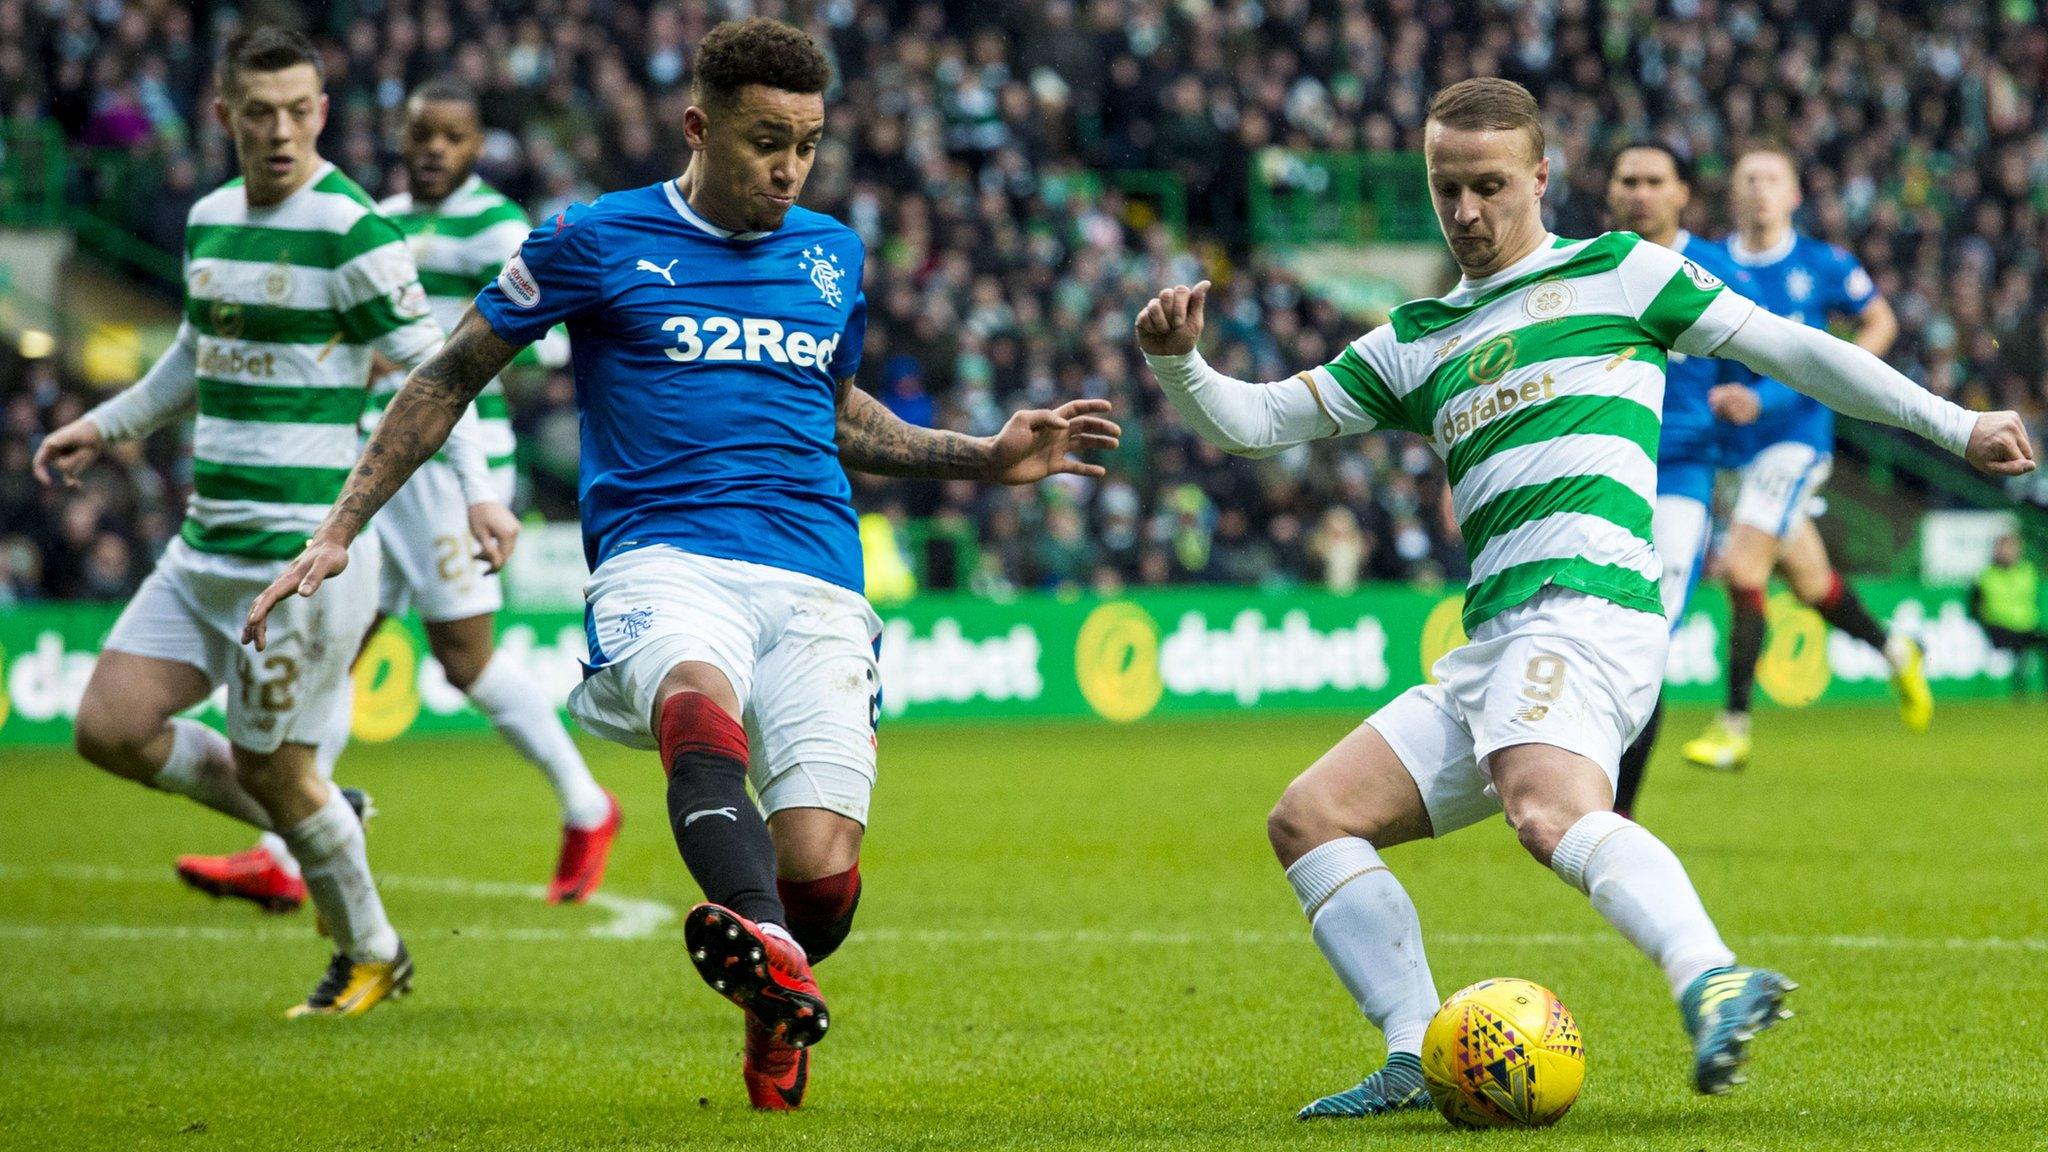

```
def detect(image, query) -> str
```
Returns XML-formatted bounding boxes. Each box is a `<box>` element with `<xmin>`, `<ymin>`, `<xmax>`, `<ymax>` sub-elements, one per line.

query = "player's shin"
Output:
<box><xmin>1725</xmin><ymin>586</ymin><xmax>1767</xmax><ymax>719</ymax></box>
<box><xmin>1550</xmin><ymin>811</ymin><xmax>1735</xmax><ymax>998</ymax></box>
<box><xmin>280</xmin><ymin>786</ymin><xmax>399</xmax><ymax>963</ymax></box>
<box><xmin>778</xmin><ymin>866</ymin><xmax>861</xmax><ymax>963</ymax></box>
<box><xmin>468</xmin><ymin>650</ymin><xmax>612</xmax><ymax>829</ymax></box>
<box><xmin>1286</xmin><ymin>838</ymin><xmax>1438</xmax><ymax>1056</ymax></box>
<box><xmin>152</xmin><ymin>718</ymin><xmax>273</xmax><ymax>830</ymax></box>
<box><xmin>262</xmin><ymin>693</ymin><xmax>356</xmax><ymax>880</ymax></box>
<box><xmin>659</xmin><ymin>692</ymin><xmax>785</xmax><ymax>927</ymax></box>
<box><xmin>1806</xmin><ymin>573</ymin><xmax>1891</xmax><ymax>653</ymax></box>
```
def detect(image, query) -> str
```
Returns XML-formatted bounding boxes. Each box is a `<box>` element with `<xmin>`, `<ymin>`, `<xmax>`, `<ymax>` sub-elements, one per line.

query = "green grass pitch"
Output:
<box><xmin>1</xmin><ymin>702</ymin><xmax>2043</xmax><ymax>1150</ymax></box>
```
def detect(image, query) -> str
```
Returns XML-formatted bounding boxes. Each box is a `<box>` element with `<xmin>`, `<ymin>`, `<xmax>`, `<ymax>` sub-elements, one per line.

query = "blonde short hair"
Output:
<box><xmin>1426</xmin><ymin>78</ymin><xmax>1544</xmax><ymax>162</ymax></box>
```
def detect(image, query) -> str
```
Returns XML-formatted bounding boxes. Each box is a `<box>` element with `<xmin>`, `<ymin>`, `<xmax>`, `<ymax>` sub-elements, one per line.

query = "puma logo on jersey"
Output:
<box><xmin>662</xmin><ymin>314</ymin><xmax>843</xmax><ymax>370</ymax></box>
<box><xmin>637</xmin><ymin>258</ymin><xmax>679</xmax><ymax>286</ymax></box>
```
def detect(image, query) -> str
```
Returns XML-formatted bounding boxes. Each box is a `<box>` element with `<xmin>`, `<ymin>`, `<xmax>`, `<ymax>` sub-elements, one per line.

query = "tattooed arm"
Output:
<box><xmin>244</xmin><ymin>308</ymin><xmax>522</xmax><ymax>647</ymax></box>
<box><xmin>835</xmin><ymin>377</ymin><xmax>1122</xmax><ymax>483</ymax></box>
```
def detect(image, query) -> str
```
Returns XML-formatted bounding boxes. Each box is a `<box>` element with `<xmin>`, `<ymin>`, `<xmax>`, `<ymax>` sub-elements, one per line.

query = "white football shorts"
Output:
<box><xmin>1652</xmin><ymin>492</ymin><xmax>1712</xmax><ymax>625</ymax></box>
<box><xmin>373</xmin><ymin>458</ymin><xmax>515</xmax><ymax>623</ymax></box>
<box><xmin>1365</xmin><ymin>586</ymin><xmax>1666</xmax><ymax>837</ymax></box>
<box><xmin>1730</xmin><ymin>441</ymin><xmax>1832</xmax><ymax>540</ymax></box>
<box><xmin>104</xmin><ymin>535</ymin><xmax>381</xmax><ymax>754</ymax></box>
<box><xmin>571</xmin><ymin>545</ymin><xmax>883</xmax><ymax>825</ymax></box>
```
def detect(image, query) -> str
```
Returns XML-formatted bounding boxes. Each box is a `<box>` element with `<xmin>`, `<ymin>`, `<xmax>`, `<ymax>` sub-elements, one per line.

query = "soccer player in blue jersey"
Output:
<box><xmin>1680</xmin><ymin>146</ymin><xmax>1931</xmax><ymax>772</ymax></box>
<box><xmin>1604</xmin><ymin>141</ymin><xmax>1756</xmax><ymax>814</ymax></box>
<box><xmin>242</xmin><ymin>18</ymin><xmax>1117</xmax><ymax>1109</ymax></box>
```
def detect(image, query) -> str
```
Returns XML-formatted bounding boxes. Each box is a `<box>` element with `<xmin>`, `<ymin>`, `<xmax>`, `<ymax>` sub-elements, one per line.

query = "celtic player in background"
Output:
<box><xmin>172</xmin><ymin>79</ymin><xmax>620</xmax><ymax>912</ymax></box>
<box><xmin>1136</xmin><ymin>78</ymin><xmax>2033</xmax><ymax>1117</ymax></box>
<box><xmin>33</xmin><ymin>29</ymin><xmax>519</xmax><ymax>1016</ymax></box>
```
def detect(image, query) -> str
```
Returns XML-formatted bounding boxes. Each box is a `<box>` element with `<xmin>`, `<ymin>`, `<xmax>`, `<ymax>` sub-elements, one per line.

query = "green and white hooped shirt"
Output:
<box><xmin>1304</xmin><ymin>232</ymin><xmax>1755</xmax><ymax>632</ymax></box>
<box><xmin>370</xmin><ymin>175</ymin><xmax>534</xmax><ymax>474</ymax></box>
<box><xmin>178</xmin><ymin>162</ymin><xmax>442</xmax><ymax>561</ymax></box>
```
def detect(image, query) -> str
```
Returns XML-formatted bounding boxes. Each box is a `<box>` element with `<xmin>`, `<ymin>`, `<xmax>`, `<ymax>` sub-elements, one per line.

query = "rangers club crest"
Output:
<box><xmin>798</xmin><ymin>245</ymin><xmax>844</xmax><ymax>307</ymax></box>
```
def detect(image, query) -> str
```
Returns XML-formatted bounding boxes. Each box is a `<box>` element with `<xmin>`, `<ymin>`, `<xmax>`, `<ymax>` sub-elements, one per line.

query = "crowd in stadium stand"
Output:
<box><xmin>3</xmin><ymin>0</ymin><xmax>2047</xmax><ymax>602</ymax></box>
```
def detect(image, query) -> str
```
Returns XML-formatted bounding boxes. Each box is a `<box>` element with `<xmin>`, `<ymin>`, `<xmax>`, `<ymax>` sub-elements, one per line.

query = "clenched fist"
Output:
<box><xmin>1135</xmin><ymin>280</ymin><xmax>1211</xmax><ymax>358</ymax></box>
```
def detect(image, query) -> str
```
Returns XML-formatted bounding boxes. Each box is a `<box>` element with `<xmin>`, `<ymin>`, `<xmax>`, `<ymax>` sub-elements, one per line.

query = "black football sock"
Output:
<box><xmin>1809</xmin><ymin>573</ymin><xmax>1890</xmax><ymax>653</ymax></box>
<box><xmin>1726</xmin><ymin>585</ymin><xmax>1767</xmax><ymax>715</ymax></box>
<box><xmin>778</xmin><ymin>866</ymin><xmax>862</xmax><ymax>963</ymax></box>
<box><xmin>658</xmin><ymin>692</ymin><xmax>783</xmax><ymax>927</ymax></box>
<box><xmin>1614</xmin><ymin>699</ymin><xmax>1663</xmax><ymax>818</ymax></box>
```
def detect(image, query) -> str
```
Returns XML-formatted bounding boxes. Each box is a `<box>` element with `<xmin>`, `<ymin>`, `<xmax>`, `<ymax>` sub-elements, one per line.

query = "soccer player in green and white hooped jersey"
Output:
<box><xmin>34</xmin><ymin>29</ymin><xmax>519</xmax><ymax>1018</ymax></box>
<box><xmin>174</xmin><ymin>80</ymin><xmax>620</xmax><ymax>910</ymax></box>
<box><xmin>1136</xmin><ymin>78</ymin><xmax>2036</xmax><ymax>1116</ymax></box>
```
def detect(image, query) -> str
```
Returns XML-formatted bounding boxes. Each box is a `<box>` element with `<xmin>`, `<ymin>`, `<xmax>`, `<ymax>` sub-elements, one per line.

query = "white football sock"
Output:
<box><xmin>259</xmin><ymin>831</ymin><xmax>300</xmax><ymax>878</ymax></box>
<box><xmin>280</xmin><ymin>786</ymin><xmax>398</xmax><ymax>963</ymax></box>
<box><xmin>314</xmin><ymin>686</ymin><xmax>351</xmax><ymax>780</ymax></box>
<box><xmin>152</xmin><ymin>719</ymin><xmax>272</xmax><ymax>830</ymax></box>
<box><xmin>466</xmin><ymin>650</ymin><xmax>610</xmax><ymax>829</ymax></box>
<box><xmin>260</xmin><ymin>695</ymin><xmax>353</xmax><ymax>880</ymax></box>
<box><xmin>1286</xmin><ymin>837</ymin><xmax>1439</xmax><ymax>1056</ymax></box>
<box><xmin>1551</xmin><ymin>811</ymin><xmax>1736</xmax><ymax>998</ymax></box>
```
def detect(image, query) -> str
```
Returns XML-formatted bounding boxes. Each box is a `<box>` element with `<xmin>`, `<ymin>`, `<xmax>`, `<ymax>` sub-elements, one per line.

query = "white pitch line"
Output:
<box><xmin>1</xmin><ymin>864</ymin><xmax>2040</xmax><ymax>953</ymax></box>
<box><xmin>0</xmin><ymin>863</ymin><xmax>676</xmax><ymax>942</ymax></box>
<box><xmin>847</xmin><ymin>927</ymin><xmax>2048</xmax><ymax>953</ymax></box>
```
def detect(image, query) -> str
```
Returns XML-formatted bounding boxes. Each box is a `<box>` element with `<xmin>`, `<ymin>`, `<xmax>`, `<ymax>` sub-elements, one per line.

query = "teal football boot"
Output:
<box><xmin>1680</xmin><ymin>966</ymin><xmax>1797</xmax><ymax>1094</ymax></box>
<box><xmin>1296</xmin><ymin>1052</ymin><xmax>1434</xmax><ymax>1119</ymax></box>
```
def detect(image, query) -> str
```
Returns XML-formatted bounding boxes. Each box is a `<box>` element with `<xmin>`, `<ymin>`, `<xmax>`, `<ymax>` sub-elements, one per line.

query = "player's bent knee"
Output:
<box><xmin>425</xmin><ymin>617</ymin><xmax>496</xmax><ymax>691</ymax></box>
<box><xmin>1789</xmin><ymin>570</ymin><xmax>1833</xmax><ymax>605</ymax></box>
<box><xmin>1503</xmin><ymin>799</ymin><xmax>1595</xmax><ymax>865</ymax></box>
<box><xmin>770</xmin><ymin>810</ymin><xmax>862</xmax><ymax>881</ymax></box>
<box><xmin>232</xmin><ymin>749</ymin><xmax>308</xmax><ymax>805</ymax></box>
<box><xmin>1266</xmin><ymin>779</ymin><xmax>1356</xmax><ymax>865</ymax></box>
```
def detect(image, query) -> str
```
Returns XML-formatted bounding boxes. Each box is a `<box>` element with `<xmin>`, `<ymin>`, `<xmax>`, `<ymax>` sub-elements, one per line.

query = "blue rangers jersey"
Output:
<box><xmin>475</xmin><ymin>182</ymin><xmax>868</xmax><ymax>591</ymax></box>
<box><xmin>1722</xmin><ymin>229</ymin><xmax>1878</xmax><ymax>458</ymax></box>
<box><xmin>1657</xmin><ymin>230</ymin><xmax>1753</xmax><ymax>494</ymax></box>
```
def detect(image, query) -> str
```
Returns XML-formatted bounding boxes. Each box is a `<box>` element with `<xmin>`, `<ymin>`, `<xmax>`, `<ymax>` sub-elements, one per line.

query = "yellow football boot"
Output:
<box><xmin>1681</xmin><ymin>715</ymin><xmax>1752</xmax><ymax>772</ymax></box>
<box><xmin>1887</xmin><ymin>636</ymin><xmax>1933</xmax><ymax>733</ymax></box>
<box><xmin>286</xmin><ymin>942</ymin><xmax>412</xmax><ymax>1018</ymax></box>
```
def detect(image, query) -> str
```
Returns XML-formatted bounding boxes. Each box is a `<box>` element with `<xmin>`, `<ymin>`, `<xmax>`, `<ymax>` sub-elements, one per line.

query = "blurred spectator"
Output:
<box><xmin>1970</xmin><ymin>533</ymin><xmax>2048</xmax><ymax>696</ymax></box>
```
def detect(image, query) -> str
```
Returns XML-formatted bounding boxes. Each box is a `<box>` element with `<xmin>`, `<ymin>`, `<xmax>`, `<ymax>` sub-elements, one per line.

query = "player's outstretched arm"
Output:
<box><xmin>35</xmin><ymin>322</ymin><xmax>200</xmax><ymax>487</ymax></box>
<box><xmin>835</xmin><ymin>381</ymin><xmax>1121</xmax><ymax>483</ymax></box>
<box><xmin>1136</xmin><ymin>282</ymin><xmax>1337</xmax><ymax>457</ymax></box>
<box><xmin>1713</xmin><ymin>307</ymin><xmax>2035</xmax><ymax>476</ymax></box>
<box><xmin>243</xmin><ymin>307</ymin><xmax>521</xmax><ymax>649</ymax></box>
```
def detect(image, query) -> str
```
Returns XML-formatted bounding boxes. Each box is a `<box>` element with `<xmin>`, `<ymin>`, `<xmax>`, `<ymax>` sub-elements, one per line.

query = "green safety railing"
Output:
<box><xmin>1248</xmin><ymin>150</ymin><xmax>1435</xmax><ymax>247</ymax></box>
<box><xmin>0</xmin><ymin>120</ymin><xmax>194</xmax><ymax>287</ymax></box>
<box><xmin>1837</xmin><ymin>419</ymin><xmax>2048</xmax><ymax>560</ymax></box>
<box><xmin>0</xmin><ymin>120</ymin><xmax>67</xmax><ymax>226</ymax></box>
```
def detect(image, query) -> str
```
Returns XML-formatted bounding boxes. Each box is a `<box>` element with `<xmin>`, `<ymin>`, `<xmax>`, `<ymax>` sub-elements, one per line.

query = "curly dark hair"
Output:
<box><xmin>692</xmin><ymin>18</ymin><xmax>831</xmax><ymax>108</ymax></box>
<box><xmin>216</xmin><ymin>26</ymin><xmax>323</xmax><ymax>99</ymax></box>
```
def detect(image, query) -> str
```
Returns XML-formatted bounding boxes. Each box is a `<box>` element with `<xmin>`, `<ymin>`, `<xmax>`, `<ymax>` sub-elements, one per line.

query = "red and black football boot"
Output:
<box><xmin>683</xmin><ymin>903</ymin><xmax>830</xmax><ymax>1050</ymax></box>
<box><xmin>546</xmin><ymin>789</ymin><xmax>622</xmax><ymax>905</ymax></box>
<box><xmin>175</xmin><ymin>845</ymin><xmax>306</xmax><ymax>913</ymax></box>
<box><xmin>743</xmin><ymin>1010</ymin><xmax>811</xmax><ymax>1110</ymax></box>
